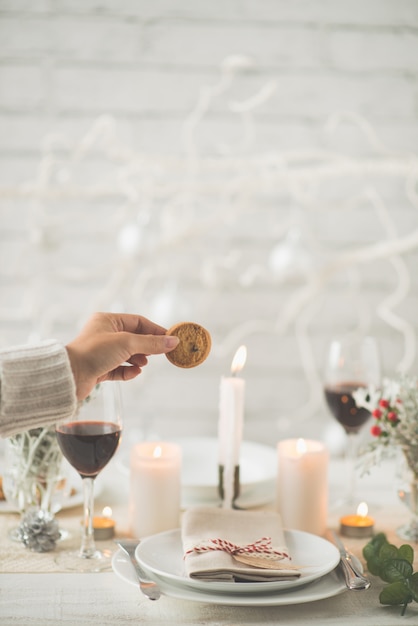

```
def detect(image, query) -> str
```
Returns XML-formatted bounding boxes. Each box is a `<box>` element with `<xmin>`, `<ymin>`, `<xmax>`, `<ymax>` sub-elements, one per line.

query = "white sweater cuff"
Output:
<box><xmin>0</xmin><ymin>340</ymin><xmax>77</xmax><ymax>437</ymax></box>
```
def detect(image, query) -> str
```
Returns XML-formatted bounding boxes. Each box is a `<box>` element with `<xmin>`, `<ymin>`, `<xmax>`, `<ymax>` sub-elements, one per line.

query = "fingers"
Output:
<box><xmin>124</xmin><ymin>332</ymin><xmax>179</xmax><ymax>356</ymax></box>
<box><xmin>127</xmin><ymin>354</ymin><xmax>148</xmax><ymax>368</ymax></box>
<box><xmin>112</xmin><ymin>313</ymin><xmax>168</xmax><ymax>336</ymax></box>
<box><xmin>102</xmin><ymin>364</ymin><xmax>143</xmax><ymax>384</ymax></box>
<box><xmin>81</xmin><ymin>312</ymin><xmax>168</xmax><ymax>339</ymax></box>
<box><xmin>117</xmin><ymin>364</ymin><xmax>143</xmax><ymax>380</ymax></box>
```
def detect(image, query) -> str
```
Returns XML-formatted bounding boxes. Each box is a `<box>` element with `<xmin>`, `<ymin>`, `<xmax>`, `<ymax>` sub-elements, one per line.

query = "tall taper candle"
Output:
<box><xmin>218</xmin><ymin>346</ymin><xmax>247</xmax><ymax>508</ymax></box>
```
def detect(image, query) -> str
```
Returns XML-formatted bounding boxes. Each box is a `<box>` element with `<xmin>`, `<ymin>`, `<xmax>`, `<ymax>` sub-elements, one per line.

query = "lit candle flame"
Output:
<box><xmin>357</xmin><ymin>502</ymin><xmax>368</xmax><ymax>517</ymax></box>
<box><xmin>296</xmin><ymin>438</ymin><xmax>307</xmax><ymax>455</ymax></box>
<box><xmin>231</xmin><ymin>345</ymin><xmax>247</xmax><ymax>375</ymax></box>
<box><xmin>153</xmin><ymin>445</ymin><xmax>162</xmax><ymax>459</ymax></box>
<box><xmin>102</xmin><ymin>506</ymin><xmax>112</xmax><ymax>518</ymax></box>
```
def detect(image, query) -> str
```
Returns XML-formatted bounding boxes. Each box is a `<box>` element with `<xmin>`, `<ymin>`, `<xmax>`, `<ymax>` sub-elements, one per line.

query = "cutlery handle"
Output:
<box><xmin>339</xmin><ymin>556</ymin><xmax>371</xmax><ymax>590</ymax></box>
<box><xmin>128</xmin><ymin>555</ymin><xmax>161</xmax><ymax>600</ymax></box>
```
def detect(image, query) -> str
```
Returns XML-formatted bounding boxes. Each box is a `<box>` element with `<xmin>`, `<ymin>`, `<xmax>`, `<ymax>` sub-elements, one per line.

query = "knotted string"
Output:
<box><xmin>184</xmin><ymin>536</ymin><xmax>290</xmax><ymax>560</ymax></box>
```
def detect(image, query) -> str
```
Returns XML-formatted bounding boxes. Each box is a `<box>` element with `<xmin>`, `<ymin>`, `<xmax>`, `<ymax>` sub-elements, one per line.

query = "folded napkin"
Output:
<box><xmin>181</xmin><ymin>506</ymin><xmax>301</xmax><ymax>582</ymax></box>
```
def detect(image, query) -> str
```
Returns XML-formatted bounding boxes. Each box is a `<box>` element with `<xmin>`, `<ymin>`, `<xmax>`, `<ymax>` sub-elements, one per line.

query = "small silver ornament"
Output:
<box><xmin>17</xmin><ymin>507</ymin><xmax>61</xmax><ymax>552</ymax></box>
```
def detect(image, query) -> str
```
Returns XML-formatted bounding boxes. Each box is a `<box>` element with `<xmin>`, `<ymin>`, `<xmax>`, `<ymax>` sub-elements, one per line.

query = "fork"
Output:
<box><xmin>115</xmin><ymin>539</ymin><xmax>161</xmax><ymax>601</ymax></box>
<box><xmin>329</xmin><ymin>531</ymin><xmax>371</xmax><ymax>591</ymax></box>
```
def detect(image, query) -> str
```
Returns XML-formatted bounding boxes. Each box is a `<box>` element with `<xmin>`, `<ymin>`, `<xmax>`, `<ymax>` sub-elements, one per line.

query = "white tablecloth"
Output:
<box><xmin>1</xmin><ymin>455</ymin><xmax>417</xmax><ymax>625</ymax></box>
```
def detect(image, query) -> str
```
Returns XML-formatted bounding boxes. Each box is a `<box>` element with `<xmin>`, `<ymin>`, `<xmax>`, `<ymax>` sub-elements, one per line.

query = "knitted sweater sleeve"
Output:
<box><xmin>0</xmin><ymin>340</ymin><xmax>77</xmax><ymax>437</ymax></box>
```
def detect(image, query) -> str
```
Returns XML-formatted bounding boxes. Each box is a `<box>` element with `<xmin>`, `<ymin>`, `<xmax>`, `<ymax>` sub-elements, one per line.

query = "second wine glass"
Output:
<box><xmin>324</xmin><ymin>335</ymin><xmax>380</xmax><ymax>507</ymax></box>
<box><xmin>55</xmin><ymin>381</ymin><xmax>122</xmax><ymax>571</ymax></box>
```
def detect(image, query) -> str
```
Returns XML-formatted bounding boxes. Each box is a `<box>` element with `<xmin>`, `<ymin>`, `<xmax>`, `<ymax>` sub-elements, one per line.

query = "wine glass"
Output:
<box><xmin>324</xmin><ymin>335</ymin><xmax>380</xmax><ymax>507</ymax></box>
<box><xmin>55</xmin><ymin>382</ymin><xmax>122</xmax><ymax>571</ymax></box>
<box><xmin>396</xmin><ymin>448</ymin><xmax>418</xmax><ymax>542</ymax></box>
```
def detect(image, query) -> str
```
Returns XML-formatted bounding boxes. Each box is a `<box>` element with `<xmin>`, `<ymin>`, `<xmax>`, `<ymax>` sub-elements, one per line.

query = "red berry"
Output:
<box><xmin>387</xmin><ymin>411</ymin><xmax>398</xmax><ymax>422</ymax></box>
<box><xmin>372</xmin><ymin>408</ymin><xmax>382</xmax><ymax>419</ymax></box>
<box><xmin>370</xmin><ymin>425</ymin><xmax>382</xmax><ymax>437</ymax></box>
<box><xmin>379</xmin><ymin>399</ymin><xmax>390</xmax><ymax>408</ymax></box>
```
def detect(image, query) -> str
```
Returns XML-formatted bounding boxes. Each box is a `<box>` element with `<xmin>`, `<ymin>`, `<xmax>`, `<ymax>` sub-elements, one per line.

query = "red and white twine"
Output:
<box><xmin>184</xmin><ymin>536</ymin><xmax>289</xmax><ymax>561</ymax></box>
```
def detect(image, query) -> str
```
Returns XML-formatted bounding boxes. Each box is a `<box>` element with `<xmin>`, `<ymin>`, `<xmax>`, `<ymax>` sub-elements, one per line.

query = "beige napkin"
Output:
<box><xmin>181</xmin><ymin>506</ymin><xmax>301</xmax><ymax>582</ymax></box>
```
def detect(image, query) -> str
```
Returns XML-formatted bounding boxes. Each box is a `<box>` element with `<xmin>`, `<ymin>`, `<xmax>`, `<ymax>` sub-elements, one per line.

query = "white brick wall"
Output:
<box><xmin>0</xmin><ymin>1</ymin><xmax>417</xmax><ymax>452</ymax></box>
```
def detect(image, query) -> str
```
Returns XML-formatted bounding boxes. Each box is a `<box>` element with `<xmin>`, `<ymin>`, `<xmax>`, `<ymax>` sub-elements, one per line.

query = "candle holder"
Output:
<box><xmin>340</xmin><ymin>514</ymin><xmax>374</xmax><ymax>538</ymax></box>
<box><xmin>339</xmin><ymin>502</ymin><xmax>374</xmax><ymax>538</ymax></box>
<box><xmin>93</xmin><ymin>516</ymin><xmax>115</xmax><ymax>540</ymax></box>
<box><xmin>218</xmin><ymin>464</ymin><xmax>240</xmax><ymax>507</ymax></box>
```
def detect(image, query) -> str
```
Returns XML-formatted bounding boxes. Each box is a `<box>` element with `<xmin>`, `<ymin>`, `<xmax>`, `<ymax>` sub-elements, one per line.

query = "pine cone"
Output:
<box><xmin>17</xmin><ymin>507</ymin><xmax>61</xmax><ymax>552</ymax></box>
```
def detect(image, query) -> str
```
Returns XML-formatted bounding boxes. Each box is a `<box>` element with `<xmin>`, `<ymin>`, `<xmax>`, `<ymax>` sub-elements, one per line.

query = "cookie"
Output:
<box><xmin>165</xmin><ymin>322</ymin><xmax>211</xmax><ymax>368</ymax></box>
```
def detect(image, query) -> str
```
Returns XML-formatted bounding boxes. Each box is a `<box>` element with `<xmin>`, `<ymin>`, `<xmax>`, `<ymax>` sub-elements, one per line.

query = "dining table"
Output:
<box><xmin>1</xmin><ymin>439</ymin><xmax>417</xmax><ymax>626</ymax></box>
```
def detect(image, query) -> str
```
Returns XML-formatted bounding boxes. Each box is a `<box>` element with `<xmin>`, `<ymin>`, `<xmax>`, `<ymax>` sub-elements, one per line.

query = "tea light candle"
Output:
<box><xmin>129</xmin><ymin>441</ymin><xmax>181</xmax><ymax>538</ymax></box>
<box><xmin>276</xmin><ymin>438</ymin><xmax>329</xmax><ymax>536</ymax></box>
<box><xmin>84</xmin><ymin>506</ymin><xmax>115</xmax><ymax>540</ymax></box>
<box><xmin>340</xmin><ymin>502</ymin><xmax>375</xmax><ymax>538</ymax></box>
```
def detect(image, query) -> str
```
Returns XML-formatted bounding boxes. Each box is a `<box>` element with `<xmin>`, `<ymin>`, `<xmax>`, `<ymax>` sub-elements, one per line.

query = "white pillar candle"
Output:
<box><xmin>276</xmin><ymin>438</ymin><xmax>329</xmax><ymax>536</ymax></box>
<box><xmin>218</xmin><ymin>346</ymin><xmax>247</xmax><ymax>508</ymax></box>
<box><xmin>129</xmin><ymin>441</ymin><xmax>181</xmax><ymax>538</ymax></box>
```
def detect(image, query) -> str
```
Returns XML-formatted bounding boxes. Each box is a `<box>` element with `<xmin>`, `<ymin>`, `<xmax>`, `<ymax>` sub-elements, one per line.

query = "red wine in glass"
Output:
<box><xmin>324</xmin><ymin>336</ymin><xmax>380</xmax><ymax>507</ymax></box>
<box><xmin>324</xmin><ymin>382</ymin><xmax>371</xmax><ymax>434</ymax></box>
<box><xmin>56</xmin><ymin>421</ymin><xmax>121</xmax><ymax>478</ymax></box>
<box><xmin>55</xmin><ymin>382</ymin><xmax>122</xmax><ymax>571</ymax></box>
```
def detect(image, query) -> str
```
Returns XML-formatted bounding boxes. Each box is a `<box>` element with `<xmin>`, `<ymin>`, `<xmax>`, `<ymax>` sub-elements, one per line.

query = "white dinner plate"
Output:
<box><xmin>112</xmin><ymin>548</ymin><xmax>347</xmax><ymax>606</ymax></box>
<box><xmin>117</xmin><ymin>437</ymin><xmax>277</xmax><ymax>507</ymax></box>
<box><xmin>134</xmin><ymin>528</ymin><xmax>340</xmax><ymax>595</ymax></box>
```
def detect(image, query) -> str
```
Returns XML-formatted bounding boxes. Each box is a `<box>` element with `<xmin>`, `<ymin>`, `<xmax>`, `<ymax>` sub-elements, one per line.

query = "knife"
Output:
<box><xmin>115</xmin><ymin>539</ymin><xmax>161</xmax><ymax>601</ymax></box>
<box><xmin>329</xmin><ymin>531</ymin><xmax>371</xmax><ymax>590</ymax></box>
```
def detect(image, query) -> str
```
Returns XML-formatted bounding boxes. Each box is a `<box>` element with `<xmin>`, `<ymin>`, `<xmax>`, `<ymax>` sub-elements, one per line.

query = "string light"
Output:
<box><xmin>0</xmin><ymin>59</ymin><xmax>417</xmax><ymax>428</ymax></box>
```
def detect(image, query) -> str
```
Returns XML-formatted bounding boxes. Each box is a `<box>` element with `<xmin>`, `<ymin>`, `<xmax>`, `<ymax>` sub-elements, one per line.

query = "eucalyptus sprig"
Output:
<box><xmin>363</xmin><ymin>533</ymin><xmax>418</xmax><ymax>616</ymax></box>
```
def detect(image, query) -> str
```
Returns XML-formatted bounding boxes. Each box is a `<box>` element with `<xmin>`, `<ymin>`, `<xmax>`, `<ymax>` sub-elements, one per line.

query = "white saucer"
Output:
<box><xmin>117</xmin><ymin>437</ymin><xmax>277</xmax><ymax>507</ymax></box>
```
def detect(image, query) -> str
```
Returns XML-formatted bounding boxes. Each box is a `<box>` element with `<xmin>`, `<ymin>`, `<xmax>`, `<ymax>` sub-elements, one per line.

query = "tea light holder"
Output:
<box><xmin>340</xmin><ymin>502</ymin><xmax>374</xmax><ymax>538</ymax></box>
<box><xmin>89</xmin><ymin>506</ymin><xmax>115</xmax><ymax>540</ymax></box>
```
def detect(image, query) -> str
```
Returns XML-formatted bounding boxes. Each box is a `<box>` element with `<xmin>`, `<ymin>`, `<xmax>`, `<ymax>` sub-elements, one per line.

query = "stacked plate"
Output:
<box><xmin>117</xmin><ymin>437</ymin><xmax>277</xmax><ymax>508</ymax></box>
<box><xmin>112</xmin><ymin>528</ymin><xmax>346</xmax><ymax>606</ymax></box>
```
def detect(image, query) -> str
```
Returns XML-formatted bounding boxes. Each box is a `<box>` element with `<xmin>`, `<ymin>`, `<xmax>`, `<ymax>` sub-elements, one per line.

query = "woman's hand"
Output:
<box><xmin>65</xmin><ymin>312</ymin><xmax>179</xmax><ymax>401</ymax></box>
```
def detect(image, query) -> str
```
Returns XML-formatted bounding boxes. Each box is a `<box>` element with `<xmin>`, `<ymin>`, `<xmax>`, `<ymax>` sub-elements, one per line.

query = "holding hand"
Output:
<box><xmin>65</xmin><ymin>312</ymin><xmax>179</xmax><ymax>401</ymax></box>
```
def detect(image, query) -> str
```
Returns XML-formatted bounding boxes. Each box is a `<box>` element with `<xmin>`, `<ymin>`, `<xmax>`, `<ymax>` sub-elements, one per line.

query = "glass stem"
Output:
<box><xmin>345</xmin><ymin>432</ymin><xmax>358</xmax><ymax>505</ymax></box>
<box><xmin>80</xmin><ymin>477</ymin><xmax>96</xmax><ymax>558</ymax></box>
<box><xmin>409</xmin><ymin>476</ymin><xmax>418</xmax><ymax>538</ymax></box>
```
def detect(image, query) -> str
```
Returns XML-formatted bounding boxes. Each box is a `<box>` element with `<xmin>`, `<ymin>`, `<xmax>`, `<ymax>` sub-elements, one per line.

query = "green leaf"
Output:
<box><xmin>408</xmin><ymin>572</ymin><xmax>418</xmax><ymax>603</ymax></box>
<box><xmin>370</xmin><ymin>532</ymin><xmax>388</xmax><ymax>550</ymax></box>
<box><xmin>379</xmin><ymin>543</ymin><xmax>399</xmax><ymax>562</ymax></box>
<box><xmin>398</xmin><ymin>544</ymin><xmax>414</xmax><ymax>564</ymax></box>
<box><xmin>362</xmin><ymin>542</ymin><xmax>377</xmax><ymax>562</ymax></box>
<box><xmin>362</xmin><ymin>534</ymin><xmax>418</xmax><ymax>615</ymax></box>
<box><xmin>380</xmin><ymin>581</ymin><xmax>412</xmax><ymax>606</ymax></box>
<box><xmin>363</xmin><ymin>532</ymin><xmax>389</xmax><ymax>564</ymax></box>
<box><xmin>366</xmin><ymin>555</ymin><xmax>383</xmax><ymax>577</ymax></box>
<box><xmin>381</xmin><ymin>559</ymin><xmax>413</xmax><ymax>583</ymax></box>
